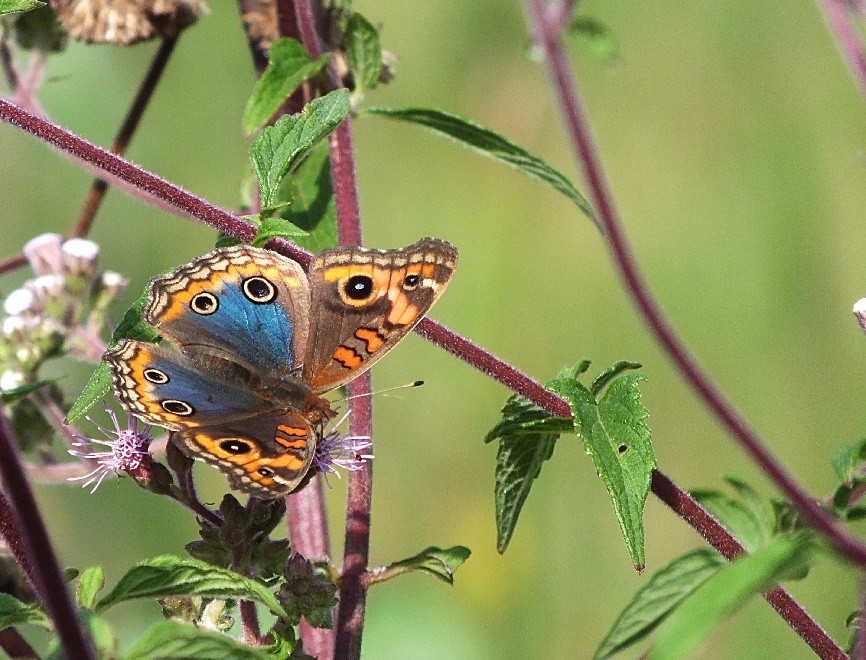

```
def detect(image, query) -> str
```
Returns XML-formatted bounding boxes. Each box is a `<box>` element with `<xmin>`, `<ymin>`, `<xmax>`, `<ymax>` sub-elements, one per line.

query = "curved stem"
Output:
<box><xmin>523</xmin><ymin>0</ymin><xmax>866</xmax><ymax>567</ymax></box>
<box><xmin>334</xmin><ymin>373</ymin><xmax>372</xmax><ymax>660</ymax></box>
<box><xmin>0</xmin><ymin>410</ymin><xmax>94</xmax><ymax>659</ymax></box>
<box><xmin>818</xmin><ymin>0</ymin><xmax>866</xmax><ymax>102</ymax></box>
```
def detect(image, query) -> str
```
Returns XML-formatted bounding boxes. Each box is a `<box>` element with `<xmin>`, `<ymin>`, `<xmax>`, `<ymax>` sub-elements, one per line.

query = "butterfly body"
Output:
<box><xmin>105</xmin><ymin>239</ymin><xmax>457</xmax><ymax>497</ymax></box>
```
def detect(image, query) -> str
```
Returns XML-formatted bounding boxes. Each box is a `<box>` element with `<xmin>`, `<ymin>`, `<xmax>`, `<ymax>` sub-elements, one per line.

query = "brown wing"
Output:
<box><xmin>303</xmin><ymin>238</ymin><xmax>458</xmax><ymax>392</ymax></box>
<box><xmin>172</xmin><ymin>411</ymin><xmax>316</xmax><ymax>499</ymax></box>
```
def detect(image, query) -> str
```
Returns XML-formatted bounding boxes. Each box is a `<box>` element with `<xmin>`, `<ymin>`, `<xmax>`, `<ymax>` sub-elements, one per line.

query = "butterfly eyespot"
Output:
<box><xmin>344</xmin><ymin>274</ymin><xmax>374</xmax><ymax>301</ymax></box>
<box><xmin>402</xmin><ymin>273</ymin><xmax>420</xmax><ymax>290</ymax></box>
<box><xmin>242</xmin><ymin>276</ymin><xmax>277</xmax><ymax>304</ymax></box>
<box><xmin>190</xmin><ymin>292</ymin><xmax>219</xmax><ymax>315</ymax></box>
<box><xmin>219</xmin><ymin>439</ymin><xmax>252</xmax><ymax>454</ymax></box>
<box><xmin>161</xmin><ymin>399</ymin><xmax>194</xmax><ymax>416</ymax></box>
<box><xmin>143</xmin><ymin>368</ymin><xmax>169</xmax><ymax>384</ymax></box>
<box><xmin>257</xmin><ymin>467</ymin><xmax>274</xmax><ymax>477</ymax></box>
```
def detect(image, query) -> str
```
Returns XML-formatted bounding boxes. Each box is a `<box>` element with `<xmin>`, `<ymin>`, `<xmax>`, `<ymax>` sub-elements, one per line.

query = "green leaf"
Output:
<box><xmin>723</xmin><ymin>476</ymin><xmax>775</xmax><ymax>542</ymax></box>
<box><xmin>0</xmin><ymin>378</ymin><xmax>55</xmax><ymax>404</ymax></box>
<box><xmin>0</xmin><ymin>593</ymin><xmax>50</xmax><ymax>629</ymax></box>
<box><xmin>215</xmin><ymin>233</ymin><xmax>242</xmax><ymax>249</ymax></box>
<box><xmin>66</xmin><ymin>362</ymin><xmax>111</xmax><ymax>422</ymax></box>
<box><xmin>110</xmin><ymin>289</ymin><xmax>160</xmax><ymax>344</ymax></box>
<box><xmin>595</xmin><ymin>549</ymin><xmax>726</xmax><ymax>659</ymax></box>
<box><xmin>690</xmin><ymin>490</ymin><xmax>768</xmax><ymax>554</ymax></box>
<box><xmin>96</xmin><ymin>555</ymin><xmax>287</xmax><ymax>619</ymax></box>
<box><xmin>251</xmin><ymin>90</ymin><xmax>350</xmax><ymax>208</ymax></box>
<box><xmin>279</xmin><ymin>143</ymin><xmax>339</xmax><ymax>252</ymax></box>
<box><xmin>568</xmin><ymin>16</ymin><xmax>619</xmax><ymax>64</ymax></box>
<box><xmin>485</xmin><ymin>362</ymin><xmax>586</xmax><ymax>553</ymax></box>
<box><xmin>553</xmin><ymin>371</ymin><xmax>655</xmax><ymax>571</ymax></box>
<box><xmin>650</xmin><ymin>534</ymin><xmax>814</xmax><ymax>659</ymax></box>
<box><xmin>68</xmin><ymin>288</ymin><xmax>159</xmax><ymax>422</ymax></box>
<box><xmin>346</xmin><ymin>12</ymin><xmax>382</xmax><ymax>94</ymax></box>
<box><xmin>0</xmin><ymin>0</ymin><xmax>43</xmax><ymax>16</ymax></box>
<box><xmin>491</xmin><ymin>397</ymin><xmax>562</xmax><ymax>553</ymax></box>
<box><xmin>832</xmin><ymin>438</ymin><xmax>866</xmax><ymax>482</ymax></box>
<box><xmin>485</xmin><ymin>394</ymin><xmax>575</xmax><ymax>445</ymax></box>
<box><xmin>243</xmin><ymin>38</ymin><xmax>331</xmax><ymax>135</ymax></box>
<box><xmin>370</xmin><ymin>546</ymin><xmax>472</xmax><ymax>585</ymax></box>
<box><xmin>77</xmin><ymin>566</ymin><xmax>105</xmax><ymax>610</ymax></box>
<box><xmin>365</xmin><ymin>106</ymin><xmax>597</xmax><ymax>227</ymax></box>
<box><xmin>125</xmin><ymin>620</ymin><xmax>272</xmax><ymax>660</ymax></box>
<box><xmin>251</xmin><ymin>217</ymin><xmax>309</xmax><ymax>248</ymax></box>
<box><xmin>590</xmin><ymin>360</ymin><xmax>641</xmax><ymax>397</ymax></box>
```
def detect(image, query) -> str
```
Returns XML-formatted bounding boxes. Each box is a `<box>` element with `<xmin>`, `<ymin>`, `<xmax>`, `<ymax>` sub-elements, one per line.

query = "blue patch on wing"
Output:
<box><xmin>188</xmin><ymin>281</ymin><xmax>294</xmax><ymax>370</ymax></box>
<box><xmin>146</xmin><ymin>350</ymin><xmax>262</xmax><ymax>421</ymax></box>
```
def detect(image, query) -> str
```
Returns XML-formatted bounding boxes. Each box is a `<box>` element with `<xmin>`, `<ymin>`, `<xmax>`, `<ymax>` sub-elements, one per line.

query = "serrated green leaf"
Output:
<box><xmin>77</xmin><ymin>565</ymin><xmax>105</xmax><ymax>610</ymax></box>
<box><xmin>243</xmin><ymin>38</ymin><xmax>331</xmax><ymax>135</ymax></box>
<box><xmin>590</xmin><ymin>360</ymin><xmax>641</xmax><ymax>397</ymax></box>
<box><xmin>251</xmin><ymin>217</ymin><xmax>308</xmax><ymax>248</ymax></box>
<box><xmin>0</xmin><ymin>378</ymin><xmax>55</xmax><ymax>404</ymax></box>
<box><xmin>651</xmin><ymin>533</ymin><xmax>815</xmax><ymax>660</ymax></box>
<box><xmin>346</xmin><ymin>12</ymin><xmax>381</xmax><ymax>94</ymax></box>
<box><xmin>484</xmin><ymin>393</ymin><xmax>574</xmax><ymax>444</ymax></box>
<box><xmin>0</xmin><ymin>0</ymin><xmax>43</xmax><ymax>16</ymax></box>
<box><xmin>493</xmin><ymin>405</ymin><xmax>560</xmax><ymax>553</ymax></box>
<box><xmin>553</xmin><ymin>372</ymin><xmax>655</xmax><ymax>571</ymax></box>
<box><xmin>690</xmin><ymin>490</ymin><xmax>768</xmax><ymax>553</ymax></box>
<box><xmin>66</xmin><ymin>362</ymin><xmax>111</xmax><ymax>422</ymax></box>
<box><xmin>251</xmin><ymin>90</ymin><xmax>350</xmax><ymax>208</ymax></box>
<box><xmin>96</xmin><ymin>555</ymin><xmax>287</xmax><ymax>619</ymax></box>
<box><xmin>279</xmin><ymin>143</ymin><xmax>339</xmax><ymax>252</ymax></box>
<box><xmin>832</xmin><ymin>438</ymin><xmax>866</xmax><ymax>482</ymax></box>
<box><xmin>372</xmin><ymin>546</ymin><xmax>472</xmax><ymax>585</ymax></box>
<box><xmin>723</xmin><ymin>475</ymin><xmax>775</xmax><ymax>543</ymax></box>
<box><xmin>0</xmin><ymin>593</ymin><xmax>50</xmax><ymax>629</ymax></box>
<box><xmin>125</xmin><ymin>620</ymin><xmax>271</xmax><ymax>660</ymax></box>
<box><xmin>365</xmin><ymin>106</ymin><xmax>597</xmax><ymax>227</ymax></box>
<box><xmin>595</xmin><ymin>548</ymin><xmax>726</xmax><ymax>659</ymax></box>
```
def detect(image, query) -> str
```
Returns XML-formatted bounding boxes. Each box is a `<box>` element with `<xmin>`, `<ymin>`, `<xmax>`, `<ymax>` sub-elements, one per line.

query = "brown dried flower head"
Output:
<box><xmin>50</xmin><ymin>0</ymin><xmax>208</xmax><ymax>45</ymax></box>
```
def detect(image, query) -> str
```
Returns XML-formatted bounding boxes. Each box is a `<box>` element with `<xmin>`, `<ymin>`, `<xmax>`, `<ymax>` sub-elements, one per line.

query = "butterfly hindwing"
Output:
<box><xmin>172</xmin><ymin>411</ymin><xmax>315</xmax><ymax>497</ymax></box>
<box><xmin>104</xmin><ymin>339</ymin><xmax>272</xmax><ymax>430</ymax></box>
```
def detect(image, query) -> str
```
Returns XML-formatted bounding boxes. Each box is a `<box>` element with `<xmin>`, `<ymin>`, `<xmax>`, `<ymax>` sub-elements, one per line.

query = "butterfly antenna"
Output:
<box><xmin>338</xmin><ymin>380</ymin><xmax>425</xmax><ymax>404</ymax></box>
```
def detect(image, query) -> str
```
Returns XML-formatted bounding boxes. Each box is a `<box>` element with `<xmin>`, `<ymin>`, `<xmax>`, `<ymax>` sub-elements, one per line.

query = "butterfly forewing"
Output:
<box><xmin>304</xmin><ymin>238</ymin><xmax>458</xmax><ymax>392</ymax></box>
<box><xmin>144</xmin><ymin>246</ymin><xmax>312</xmax><ymax>380</ymax></box>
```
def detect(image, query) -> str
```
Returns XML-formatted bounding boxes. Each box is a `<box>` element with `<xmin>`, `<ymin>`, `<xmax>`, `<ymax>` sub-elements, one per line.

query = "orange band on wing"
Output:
<box><xmin>156</xmin><ymin>262</ymin><xmax>299</xmax><ymax>323</ymax></box>
<box><xmin>355</xmin><ymin>327</ymin><xmax>385</xmax><ymax>353</ymax></box>
<box><xmin>333</xmin><ymin>345</ymin><xmax>363</xmax><ymax>369</ymax></box>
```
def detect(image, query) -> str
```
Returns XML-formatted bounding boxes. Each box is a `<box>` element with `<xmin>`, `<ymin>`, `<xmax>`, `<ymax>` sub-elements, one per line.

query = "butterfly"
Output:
<box><xmin>104</xmin><ymin>239</ymin><xmax>458</xmax><ymax>498</ymax></box>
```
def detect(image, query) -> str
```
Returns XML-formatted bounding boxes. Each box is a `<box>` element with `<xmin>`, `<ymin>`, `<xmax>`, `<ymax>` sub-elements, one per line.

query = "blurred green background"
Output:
<box><xmin>2</xmin><ymin>1</ymin><xmax>866</xmax><ymax>657</ymax></box>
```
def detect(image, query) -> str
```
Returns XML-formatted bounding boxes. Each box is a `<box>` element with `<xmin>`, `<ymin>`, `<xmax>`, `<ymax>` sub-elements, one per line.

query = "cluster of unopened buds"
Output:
<box><xmin>0</xmin><ymin>233</ymin><xmax>127</xmax><ymax>393</ymax></box>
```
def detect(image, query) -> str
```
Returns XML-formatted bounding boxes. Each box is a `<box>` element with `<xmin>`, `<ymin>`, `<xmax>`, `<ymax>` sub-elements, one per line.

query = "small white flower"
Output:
<box><xmin>4</xmin><ymin>289</ymin><xmax>36</xmax><ymax>316</ymax></box>
<box><xmin>68</xmin><ymin>408</ymin><xmax>152</xmax><ymax>493</ymax></box>
<box><xmin>23</xmin><ymin>233</ymin><xmax>63</xmax><ymax>276</ymax></box>
<box><xmin>0</xmin><ymin>370</ymin><xmax>24</xmax><ymax>392</ymax></box>
<box><xmin>854</xmin><ymin>298</ymin><xmax>866</xmax><ymax>333</ymax></box>
<box><xmin>62</xmin><ymin>238</ymin><xmax>100</xmax><ymax>278</ymax></box>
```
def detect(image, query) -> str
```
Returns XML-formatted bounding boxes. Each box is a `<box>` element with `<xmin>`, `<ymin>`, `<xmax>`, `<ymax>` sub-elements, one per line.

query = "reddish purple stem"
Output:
<box><xmin>523</xmin><ymin>0</ymin><xmax>866</xmax><ymax>568</ymax></box>
<box><xmin>0</xmin><ymin>411</ymin><xmax>94</xmax><ymax>659</ymax></box>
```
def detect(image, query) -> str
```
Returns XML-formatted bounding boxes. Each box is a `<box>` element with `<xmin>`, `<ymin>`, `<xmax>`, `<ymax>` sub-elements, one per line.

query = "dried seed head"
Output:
<box><xmin>51</xmin><ymin>0</ymin><xmax>207</xmax><ymax>45</ymax></box>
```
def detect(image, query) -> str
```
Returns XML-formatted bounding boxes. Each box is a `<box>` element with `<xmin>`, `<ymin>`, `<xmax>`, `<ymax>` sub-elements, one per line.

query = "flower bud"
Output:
<box><xmin>23</xmin><ymin>233</ymin><xmax>63</xmax><ymax>275</ymax></box>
